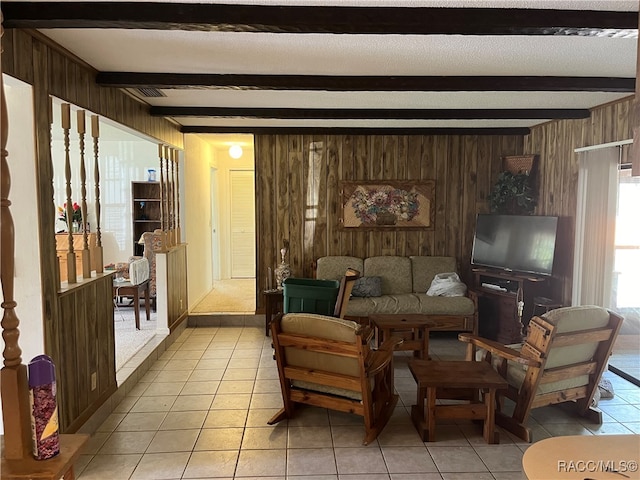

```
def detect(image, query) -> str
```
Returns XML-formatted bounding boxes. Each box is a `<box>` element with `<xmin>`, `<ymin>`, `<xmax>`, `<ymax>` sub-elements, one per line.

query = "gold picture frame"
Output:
<box><xmin>340</xmin><ymin>180</ymin><xmax>435</xmax><ymax>229</ymax></box>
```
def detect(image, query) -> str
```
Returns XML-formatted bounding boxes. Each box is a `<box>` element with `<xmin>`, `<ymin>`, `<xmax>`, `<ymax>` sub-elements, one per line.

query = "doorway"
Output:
<box><xmin>192</xmin><ymin>135</ymin><xmax>256</xmax><ymax>314</ymax></box>
<box><xmin>609</xmin><ymin>166</ymin><xmax>640</xmax><ymax>384</ymax></box>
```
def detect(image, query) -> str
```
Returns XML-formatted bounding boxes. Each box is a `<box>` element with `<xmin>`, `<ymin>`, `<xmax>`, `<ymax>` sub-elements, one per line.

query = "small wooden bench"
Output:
<box><xmin>409</xmin><ymin>359</ymin><xmax>508</xmax><ymax>444</ymax></box>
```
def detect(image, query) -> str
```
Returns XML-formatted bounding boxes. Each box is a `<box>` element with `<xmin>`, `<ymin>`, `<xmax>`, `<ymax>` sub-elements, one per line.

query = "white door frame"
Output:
<box><xmin>210</xmin><ymin>167</ymin><xmax>220</xmax><ymax>281</ymax></box>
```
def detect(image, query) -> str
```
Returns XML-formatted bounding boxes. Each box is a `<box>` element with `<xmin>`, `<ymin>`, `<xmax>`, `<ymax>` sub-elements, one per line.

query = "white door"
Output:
<box><xmin>229</xmin><ymin>170</ymin><xmax>256</xmax><ymax>278</ymax></box>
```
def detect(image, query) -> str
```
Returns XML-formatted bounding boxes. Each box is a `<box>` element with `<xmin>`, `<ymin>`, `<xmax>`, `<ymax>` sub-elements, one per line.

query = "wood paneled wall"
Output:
<box><xmin>166</xmin><ymin>244</ymin><xmax>189</xmax><ymax>331</ymax></box>
<box><xmin>524</xmin><ymin>97</ymin><xmax>634</xmax><ymax>306</ymax></box>
<box><xmin>57</xmin><ymin>275</ymin><xmax>115</xmax><ymax>432</ymax></box>
<box><xmin>1</xmin><ymin>28</ymin><xmax>183</xmax><ymax>432</ymax></box>
<box><xmin>255</xmin><ymin>134</ymin><xmax>523</xmax><ymax>303</ymax></box>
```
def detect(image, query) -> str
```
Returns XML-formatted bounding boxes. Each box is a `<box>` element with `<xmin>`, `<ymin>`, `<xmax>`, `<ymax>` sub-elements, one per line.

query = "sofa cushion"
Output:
<box><xmin>416</xmin><ymin>294</ymin><xmax>475</xmax><ymax>316</ymax></box>
<box><xmin>351</xmin><ymin>276</ymin><xmax>382</xmax><ymax>297</ymax></box>
<box><xmin>316</xmin><ymin>256</ymin><xmax>364</xmax><ymax>282</ymax></box>
<box><xmin>410</xmin><ymin>256</ymin><xmax>458</xmax><ymax>293</ymax></box>
<box><xmin>364</xmin><ymin>256</ymin><xmax>412</xmax><ymax>295</ymax></box>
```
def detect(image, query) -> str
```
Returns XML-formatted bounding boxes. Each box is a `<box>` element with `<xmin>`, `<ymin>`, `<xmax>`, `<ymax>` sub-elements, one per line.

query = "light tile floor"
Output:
<box><xmin>77</xmin><ymin>326</ymin><xmax>640</xmax><ymax>480</ymax></box>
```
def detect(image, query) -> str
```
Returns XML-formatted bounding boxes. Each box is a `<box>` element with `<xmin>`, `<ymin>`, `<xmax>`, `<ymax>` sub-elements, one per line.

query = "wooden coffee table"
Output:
<box><xmin>369</xmin><ymin>313</ymin><xmax>476</xmax><ymax>359</ymax></box>
<box><xmin>409</xmin><ymin>359</ymin><xmax>508</xmax><ymax>444</ymax></box>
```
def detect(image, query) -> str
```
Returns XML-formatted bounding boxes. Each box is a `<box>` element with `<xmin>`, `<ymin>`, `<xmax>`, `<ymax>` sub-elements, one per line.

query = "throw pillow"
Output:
<box><xmin>351</xmin><ymin>276</ymin><xmax>382</xmax><ymax>297</ymax></box>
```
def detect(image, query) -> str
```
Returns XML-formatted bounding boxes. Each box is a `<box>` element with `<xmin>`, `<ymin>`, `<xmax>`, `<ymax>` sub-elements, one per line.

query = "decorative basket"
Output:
<box><xmin>502</xmin><ymin>155</ymin><xmax>538</xmax><ymax>175</ymax></box>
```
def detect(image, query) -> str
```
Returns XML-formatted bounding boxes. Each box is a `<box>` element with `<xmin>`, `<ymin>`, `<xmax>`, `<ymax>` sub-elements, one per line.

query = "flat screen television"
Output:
<box><xmin>471</xmin><ymin>214</ymin><xmax>558</xmax><ymax>276</ymax></box>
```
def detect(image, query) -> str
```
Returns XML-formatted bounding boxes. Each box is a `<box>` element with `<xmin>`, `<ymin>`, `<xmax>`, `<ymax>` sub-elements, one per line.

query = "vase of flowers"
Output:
<box><xmin>58</xmin><ymin>202</ymin><xmax>83</xmax><ymax>232</ymax></box>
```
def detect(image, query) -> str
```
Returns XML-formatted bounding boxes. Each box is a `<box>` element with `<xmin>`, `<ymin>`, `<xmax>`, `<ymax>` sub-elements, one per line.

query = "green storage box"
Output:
<box><xmin>283</xmin><ymin>278</ymin><xmax>340</xmax><ymax>315</ymax></box>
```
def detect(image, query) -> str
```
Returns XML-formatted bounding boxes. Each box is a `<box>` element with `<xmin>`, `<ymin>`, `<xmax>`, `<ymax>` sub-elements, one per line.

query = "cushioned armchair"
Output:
<box><xmin>459</xmin><ymin>305</ymin><xmax>623</xmax><ymax>442</ymax></box>
<box><xmin>269</xmin><ymin>312</ymin><xmax>402</xmax><ymax>445</ymax></box>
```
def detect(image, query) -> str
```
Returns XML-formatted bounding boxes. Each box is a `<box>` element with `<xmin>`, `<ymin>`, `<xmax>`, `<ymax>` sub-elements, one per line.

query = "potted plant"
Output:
<box><xmin>489</xmin><ymin>171</ymin><xmax>537</xmax><ymax>215</ymax></box>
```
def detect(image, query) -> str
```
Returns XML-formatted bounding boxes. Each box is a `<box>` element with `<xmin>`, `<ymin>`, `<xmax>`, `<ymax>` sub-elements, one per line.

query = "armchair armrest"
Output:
<box><xmin>458</xmin><ymin>334</ymin><xmax>541</xmax><ymax>367</ymax></box>
<box><xmin>367</xmin><ymin>336</ymin><xmax>403</xmax><ymax>377</ymax></box>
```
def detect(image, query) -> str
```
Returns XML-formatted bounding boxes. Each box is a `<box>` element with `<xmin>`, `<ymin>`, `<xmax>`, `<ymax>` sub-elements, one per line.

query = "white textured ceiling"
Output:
<box><xmin>3</xmin><ymin>0</ymin><xmax>636</xmax><ymax>143</ymax></box>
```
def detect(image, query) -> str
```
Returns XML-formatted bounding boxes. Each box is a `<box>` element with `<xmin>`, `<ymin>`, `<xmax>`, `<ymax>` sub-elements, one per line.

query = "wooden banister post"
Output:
<box><xmin>175</xmin><ymin>148</ymin><xmax>181</xmax><ymax>244</ymax></box>
<box><xmin>78</xmin><ymin>110</ymin><xmax>91</xmax><ymax>278</ymax></box>
<box><xmin>92</xmin><ymin>115</ymin><xmax>103</xmax><ymax>273</ymax></box>
<box><xmin>1</xmin><ymin>15</ymin><xmax>33</xmax><ymax>459</ymax></box>
<box><xmin>164</xmin><ymin>145</ymin><xmax>172</xmax><ymax>247</ymax></box>
<box><xmin>62</xmin><ymin>103</ymin><xmax>77</xmax><ymax>283</ymax></box>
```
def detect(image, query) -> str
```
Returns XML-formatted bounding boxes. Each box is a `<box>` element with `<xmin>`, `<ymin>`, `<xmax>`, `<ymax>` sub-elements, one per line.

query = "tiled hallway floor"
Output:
<box><xmin>77</xmin><ymin>326</ymin><xmax>640</xmax><ymax>480</ymax></box>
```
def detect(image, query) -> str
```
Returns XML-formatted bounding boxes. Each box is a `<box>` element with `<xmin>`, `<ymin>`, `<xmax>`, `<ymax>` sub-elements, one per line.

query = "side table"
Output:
<box><xmin>263</xmin><ymin>289</ymin><xmax>283</xmax><ymax>336</ymax></box>
<box><xmin>113</xmin><ymin>278</ymin><xmax>151</xmax><ymax>330</ymax></box>
<box><xmin>409</xmin><ymin>359</ymin><xmax>508</xmax><ymax>444</ymax></box>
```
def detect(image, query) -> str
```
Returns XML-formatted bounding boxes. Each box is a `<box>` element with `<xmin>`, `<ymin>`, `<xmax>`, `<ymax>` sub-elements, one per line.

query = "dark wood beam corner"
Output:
<box><xmin>2</xmin><ymin>3</ymin><xmax>637</xmax><ymax>36</ymax></box>
<box><xmin>180</xmin><ymin>126</ymin><xmax>530</xmax><ymax>136</ymax></box>
<box><xmin>151</xmin><ymin>106</ymin><xmax>590</xmax><ymax>120</ymax></box>
<box><xmin>98</xmin><ymin>73</ymin><xmax>636</xmax><ymax>93</ymax></box>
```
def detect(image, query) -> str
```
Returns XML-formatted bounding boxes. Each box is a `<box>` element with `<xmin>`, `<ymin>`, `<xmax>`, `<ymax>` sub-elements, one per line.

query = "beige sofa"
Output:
<box><xmin>316</xmin><ymin>255</ymin><xmax>477</xmax><ymax>326</ymax></box>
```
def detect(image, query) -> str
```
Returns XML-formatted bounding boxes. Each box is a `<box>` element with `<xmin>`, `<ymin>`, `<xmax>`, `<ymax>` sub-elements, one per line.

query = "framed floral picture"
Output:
<box><xmin>340</xmin><ymin>180</ymin><xmax>435</xmax><ymax>229</ymax></box>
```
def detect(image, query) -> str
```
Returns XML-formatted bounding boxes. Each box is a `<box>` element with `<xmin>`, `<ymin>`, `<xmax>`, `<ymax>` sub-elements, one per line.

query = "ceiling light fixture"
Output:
<box><xmin>229</xmin><ymin>144</ymin><xmax>243</xmax><ymax>159</ymax></box>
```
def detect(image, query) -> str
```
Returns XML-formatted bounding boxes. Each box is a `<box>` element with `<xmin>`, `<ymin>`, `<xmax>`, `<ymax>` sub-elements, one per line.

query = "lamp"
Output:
<box><xmin>229</xmin><ymin>144</ymin><xmax>243</xmax><ymax>159</ymax></box>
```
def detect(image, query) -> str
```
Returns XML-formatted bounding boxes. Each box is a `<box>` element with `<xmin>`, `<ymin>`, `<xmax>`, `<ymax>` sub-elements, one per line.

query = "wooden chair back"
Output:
<box><xmin>333</xmin><ymin>267</ymin><xmax>360</xmax><ymax>318</ymax></box>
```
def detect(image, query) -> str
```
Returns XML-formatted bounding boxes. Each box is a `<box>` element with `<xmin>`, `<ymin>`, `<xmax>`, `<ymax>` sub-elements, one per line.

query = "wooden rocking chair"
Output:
<box><xmin>269</xmin><ymin>312</ymin><xmax>401</xmax><ymax>445</ymax></box>
<box><xmin>459</xmin><ymin>305</ymin><xmax>623</xmax><ymax>442</ymax></box>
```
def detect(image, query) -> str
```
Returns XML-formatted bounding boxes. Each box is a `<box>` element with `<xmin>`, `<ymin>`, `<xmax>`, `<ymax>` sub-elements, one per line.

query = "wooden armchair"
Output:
<box><xmin>459</xmin><ymin>305</ymin><xmax>623</xmax><ymax>442</ymax></box>
<box><xmin>269</xmin><ymin>312</ymin><xmax>401</xmax><ymax>445</ymax></box>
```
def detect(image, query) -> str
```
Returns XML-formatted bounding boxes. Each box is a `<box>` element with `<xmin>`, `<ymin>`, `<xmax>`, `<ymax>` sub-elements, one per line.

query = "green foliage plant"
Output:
<box><xmin>489</xmin><ymin>171</ymin><xmax>537</xmax><ymax>215</ymax></box>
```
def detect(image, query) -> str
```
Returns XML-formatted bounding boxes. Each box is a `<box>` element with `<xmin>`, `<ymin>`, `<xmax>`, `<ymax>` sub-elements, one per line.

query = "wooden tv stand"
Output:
<box><xmin>472</xmin><ymin>268</ymin><xmax>551</xmax><ymax>344</ymax></box>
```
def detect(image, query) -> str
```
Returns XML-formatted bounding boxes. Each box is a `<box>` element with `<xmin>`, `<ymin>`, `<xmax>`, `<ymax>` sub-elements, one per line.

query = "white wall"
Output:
<box><xmin>1</xmin><ymin>75</ymin><xmax>44</xmax><ymax>434</ymax></box>
<box><xmin>184</xmin><ymin>135</ymin><xmax>215</xmax><ymax>309</ymax></box>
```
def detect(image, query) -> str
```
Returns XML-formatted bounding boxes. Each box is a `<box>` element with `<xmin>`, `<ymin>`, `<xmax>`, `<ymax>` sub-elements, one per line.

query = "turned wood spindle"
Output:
<box><xmin>92</xmin><ymin>115</ymin><xmax>103</xmax><ymax>273</ymax></box>
<box><xmin>169</xmin><ymin>148</ymin><xmax>175</xmax><ymax>245</ymax></box>
<box><xmin>158</xmin><ymin>144</ymin><xmax>167</xmax><ymax>250</ymax></box>
<box><xmin>175</xmin><ymin>149</ymin><xmax>181</xmax><ymax>244</ymax></box>
<box><xmin>62</xmin><ymin>103</ymin><xmax>77</xmax><ymax>283</ymax></box>
<box><xmin>164</xmin><ymin>145</ymin><xmax>172</xmax><ymax>247</ymax></box>
<box><xmin>0</xmin><ymin>16</ymin><xmax>33</xmax><ymax>459</ymax></box>
<box><xmin>77</xmin><ymin>110</ymin><xmax>91</xmax><ymax>279</ymax></box>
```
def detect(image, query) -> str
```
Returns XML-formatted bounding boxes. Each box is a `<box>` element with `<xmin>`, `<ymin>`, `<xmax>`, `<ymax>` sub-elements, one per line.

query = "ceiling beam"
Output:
<box><xmin>102</xmin><ymin>74</ymin><xmax>635</xmax><ymax>92</ymax></box>
<box><xmin>3</xmin><ymin>2</ymin><xmax>637</xmax><ymax>36</ymax></box>
<box><xmin>151</xmin><ymin>107</ymin><xmax>590</xmax><ymax>120</ymax></box>
<box><xmin>181</xmin><ymin>126</ymin><xmax>530</xmax><ymax>136</ymax></box>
